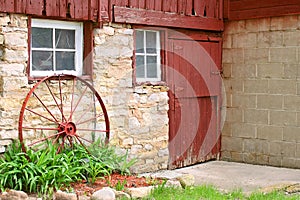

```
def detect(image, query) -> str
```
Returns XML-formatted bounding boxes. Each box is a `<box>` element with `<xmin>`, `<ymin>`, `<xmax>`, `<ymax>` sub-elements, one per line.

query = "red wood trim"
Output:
<box><xmin>229</xmin><ymin>4</ymin><xmax>300</xmax><ymax>20</ymax></box>
<box><xmin>230</xmin><ymin>0</ymin><xmax>300</xmax><ymax>11</ymax></box>
<box><xmin>223</xmin><ymin>0</ymin><xmax>229</xmax><ymax>19</ymax></box>
<box><xmin>154</xmin><ymin>0</ymin><xmax>162</xmax><ymax>11</ymax></box>
<box><xmin>114</xmin><ymin>6</ymin><xmax>224</xmax><ymax>31</ymax></box>
<box><xmin>27</xmin><ymin>16</ymin><xmax>32</xmax><ymax>78</ymax></box>
<box><xmin>83</xmin><ymin>22</ymin><xmax>94</xmax><ymax>77</ymax></box>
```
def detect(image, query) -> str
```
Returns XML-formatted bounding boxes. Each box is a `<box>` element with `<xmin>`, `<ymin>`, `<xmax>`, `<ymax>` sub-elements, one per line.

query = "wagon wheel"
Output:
<box><xmin>18</xmin><ymin>74</ymin><xmax>110</xmax><ymax>153</ymax></box>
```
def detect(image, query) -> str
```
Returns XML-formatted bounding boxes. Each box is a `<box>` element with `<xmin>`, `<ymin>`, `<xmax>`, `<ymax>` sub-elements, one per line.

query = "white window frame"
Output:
<box><xmin>30</xmin><ymin>19</ymin><xmax>83</xmax><ymax>77</ymax></box>
<box><xmin>135</xmin><ymin>30</ymin><xmax>161</xmax><ymax>82</ymax></box>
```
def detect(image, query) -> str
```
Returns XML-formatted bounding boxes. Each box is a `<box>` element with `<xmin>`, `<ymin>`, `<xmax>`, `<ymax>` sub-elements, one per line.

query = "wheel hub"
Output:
<box><xmin>59</xmin><ymin>122</ymin><xmax>76</xmax><ymax>136</ymax></box>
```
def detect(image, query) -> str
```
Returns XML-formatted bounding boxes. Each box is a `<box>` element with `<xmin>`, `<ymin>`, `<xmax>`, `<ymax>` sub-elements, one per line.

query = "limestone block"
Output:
<box><xmin>0</xmin><ymin>34</ymin><xmax>4</xmax><ymax>44</ymax></box>
<box><xmin>0</xmin><ymin>63</ymin><xmax>25</xmax><ymax>76</ymax></box>
<box><xmin>4</xmin><ymin>32</ymin><xmax>27</xmax><ymax>47</ymax></box>
<box><xmin>3</xmin><ymin>49</ymin><xmax>28</xmax><ymax>63</ymax></box>
<box><xmin>158</xmin><ymin>148</ymin><xmax>169</xmax><ymax>157</ymax></box>
<box><xmin>244</xmin><ymin>48</ymin><xmax>269</xmax><ymax>64</ymax></box>
<box><xmin>122</xmin><ymin>29</ymin><xmax>133</xmax><ymax>35</ymax></box>
<box><xmin>0</xmin><ymin>145</ymin><xmax>5</xmax><ymax>153</ymax></box>
<box><xmin>232</xmin><ymin>33</ymin><xmax>257</xmax><ymax>48</ymax></box>
<box><xmin>231</xmin><ymin>64</ymin><xmax>256</xmax><ymax>78</ymax></box>
<box><xmin>122</xmin><ymin>137</ymin><xmax>133</xmax><ymax>146</ymax></box>
<box><xmin>103</xmin><ymin>26</ymin><xmax>115</xmax><ymax>36</ymax></box>
<box><xmin>9</xmin><ymin>14</ymin><xmax>28</xmax><ymax>28</ymax></box>
<box><xmin>127</xmin><ymin>186</ymin><xmax>153</xmax><ymax>199</ymax></box>
<box><xmin>0</xmin><ymin>14</ymin><xmax>10</xmax><ymax>26</ymax></box>
<box><xmin>177</xmin><ymin>174</ymin><xmax>195</xmax><ymax>188</ymax></box>
<box><xmin>232</xmin><ymin>94</ymin><xmax>256</xmax><ymax>108</ymax></box>
<box><xmin>244</xmin><ymin>80</ymin><xmax>269</xmax><ymax>94</ymax></box>
<box><xmin>144</xmin><ymin>144</ymin><xmax>153</xmax><ymax>151</ymax></box>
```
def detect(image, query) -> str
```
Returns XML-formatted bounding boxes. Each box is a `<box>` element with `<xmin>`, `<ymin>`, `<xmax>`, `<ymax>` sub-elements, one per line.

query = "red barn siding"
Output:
<box><xmin>225</xmin><ymin>0</ymin><xmax>300</xmax><ymax>20</ymax></box>
<box><xmin>0</xmin><ymin>0</ymin><xmax>101</xmax><ymax>22</ymax></box>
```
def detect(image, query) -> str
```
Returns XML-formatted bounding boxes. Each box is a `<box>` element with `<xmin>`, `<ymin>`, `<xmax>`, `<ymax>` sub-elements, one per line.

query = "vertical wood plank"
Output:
<box><xmin>139</xmin><ymin>0</ymin><xmax>145</xmax><ymax>9</ymax></box>
<box><xmin>130</xmin><ymin>0</ymin><xmax>139</xmax><ymax>8</ymax></box>
<box><xmin>194</xmin><ymin>0</ymin><xmax>205</xmax><ymax>16</ymax></box>
<box><xmin>186</xmin><ymin>0</ymin><xmax>193</xmax><ymax>15</ymax></box>
<box><xmin>26</xmin><ymin>0</ymin><xmax>44</xmax><ymax>15</ymax></box>
<box><xmin>67</xmin><ymin>0</ymin><xmax>75</xmax><ymax>18</ymax></box>
<box><xmin>154</xmin><ymin>0</ymin><xmax>162</xmax><ymax>11</ymax></box>
<box><xmin>162</xmin><ymin>0</ymin><xmax>171</xmax><ymax>12</ymax></box>
<box><xmin>170</xmin><ymin>0</ymin><xmax>178</xmax><ymax>13</ymax></box>
<box><xmin>146</xmin><ymin>0</ymin><xmax>155</xmax><ymax>10</ymax></box>
<box><xmin>59</xmin><ymin>0</ymin><xmax>67</xmax><ymax>18</ymax></box>
<box><xmin>4</xmin><ymin>0</ymin><xmax>15</xmax><ymax>12</ymax></box>
<box><xmin>45</xmin><ymin>0</ymin><xmax>55</xmax><ymax>17</ymax></box>
<box><xmin>83</xmin><ymin>22</ymin><xmax>93</xmax><ymax>76</ymax></box>
<box><xmin>207</xmin><ymin>0</ymin><xmax>216</xmax><ymax>17</ymax></box>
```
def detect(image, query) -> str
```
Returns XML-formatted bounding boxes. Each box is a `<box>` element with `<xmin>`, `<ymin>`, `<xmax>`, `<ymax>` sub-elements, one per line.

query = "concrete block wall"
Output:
<box><xmin>222</xmin><ymin>15</ymin><xmax>300</xmax><ymax>168</ymax></box>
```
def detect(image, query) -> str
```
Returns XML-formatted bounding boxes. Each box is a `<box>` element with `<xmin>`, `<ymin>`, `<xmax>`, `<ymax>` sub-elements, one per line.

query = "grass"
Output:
<box><xmin>143</xmin><ymin>185</ymin><xmax>300</xmax><ymax>200</ymax></box>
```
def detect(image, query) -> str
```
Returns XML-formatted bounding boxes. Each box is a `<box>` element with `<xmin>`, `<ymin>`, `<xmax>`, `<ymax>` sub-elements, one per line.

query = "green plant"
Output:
<box><xmin>0</xmin><ymin>140</ymin><xmax>137</xmax><ymax>195</ymax></box>
<box><xmin>115</xmin><ymin>180</ymin><xmax>127</xmax><ymax>191</ymax></box>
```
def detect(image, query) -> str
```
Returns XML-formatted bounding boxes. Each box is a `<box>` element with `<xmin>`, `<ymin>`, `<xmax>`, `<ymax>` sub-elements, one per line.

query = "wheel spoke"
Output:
<box><xmin>76</xmin><ymin>113</ymin><xmax>104</xmax><ymax>125</ymax></box>
<box><xmin>58</xmin><ymin>75</ymin><xmax>65</xmax><ymax>122</ymax></box>
<box><xmin>68</xmin><ymin>86</ymin><xmax>88</xmax><ymax>122</ymax></box>
<box><xmin>74</xmin><ymin>134</ymin><xmax>93</xmax><ymax>144</ymax></box>
<box><xmin>70</xmin><ymin>77</ymin><xmax>76</xmax><ymax>121</ymax></box>
<box><xmin>74</xmin><ymin>135</ymin><xmax>90</xmax><ymax>153</ymax></box>
<box><xmin>33</xmin><ymin>92</ymin><xmax>59</xmax><ymax>123</ymax></box>
<box><xmin>25</xmin><ymin>108</ymin><xmax>58</xmax><ymax>124</ymax></box>
<box><xmin>76</xmin><ymin>128</ymin><xmax>109</xmax><ymax>132</ymax></box>
<box><xmin>45</xmin><ymin>80</ymin><xmax>67</xmax><ymax>122</ymax></box>
<box><xmin>28</xmin><ymin>131</ymin><xmax>64</xmax><ymax>147</ymax></box>
<box><xmin>22</xmin><ymin>126</ymin><xmax>59</xmax><ymax>131</ymax></box>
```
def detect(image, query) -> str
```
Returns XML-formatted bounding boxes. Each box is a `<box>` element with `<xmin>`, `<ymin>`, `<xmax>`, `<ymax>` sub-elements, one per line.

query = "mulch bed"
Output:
<box><xmin>70</xmin><ymin>173</ymin><xmax>155</xmax><ymax>196</ymax></box>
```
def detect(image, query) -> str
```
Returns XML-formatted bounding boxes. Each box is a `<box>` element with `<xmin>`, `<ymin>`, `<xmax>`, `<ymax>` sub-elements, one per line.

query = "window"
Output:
<box><xmin>135</xmin><ymin>30</ymin><xmax>161</xmax><ymax>82</ymax></box>
<box><xmin>30</xmin><ymin>19</ymin><xmax>83</xmax><ymax>77</ymax></box>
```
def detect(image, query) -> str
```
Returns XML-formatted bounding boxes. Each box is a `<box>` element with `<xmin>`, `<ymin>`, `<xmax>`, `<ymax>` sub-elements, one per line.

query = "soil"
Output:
<box><xmin>70</xmin><ymin>173</ymin><xmax>156</xmax><ymax>196</ymax></box>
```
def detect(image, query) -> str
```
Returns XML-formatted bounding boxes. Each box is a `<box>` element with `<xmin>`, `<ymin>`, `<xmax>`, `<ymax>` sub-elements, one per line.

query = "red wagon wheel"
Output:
<box><xmin>18</xmin><ymin>74</ymin><xmax>110</xmax><ymax>153</ymax></box>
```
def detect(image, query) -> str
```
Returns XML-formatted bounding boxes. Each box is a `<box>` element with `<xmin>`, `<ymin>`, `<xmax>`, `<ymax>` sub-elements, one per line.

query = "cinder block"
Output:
<box><xmin>296</xmin><ymin>143</ymin><xmax>300</xmax><ymax>157</ymax></box>
<box><xmin>270</xmin><ymin>111</ymin><xmax>297</xmax><ymax>126</ymax></box>
<box><xmin>243</xmin><ymin>138</ymin><xmax>269</xmax><ymax>154</ymax></box>
<box><xmin>257</xmin><ymin>125</ymin><xmax>283</xmax><ymax>141</ymax></box>
<box><xmin>246</xmin><ymin>18</ymin><xmax>270</xmax><ymax>32</ymax></box>
<box><xmin>284</xmin><ymin>95</ymin><xmax>300</xmax><ymax>111</ymax></box>
<box><xmin>257</xmin><ymin>63</ymin><xmax>284</xmax><ymax>79</ymax></box>
<box><xmin>232</xmin><ymin>94</ymin><xmax>256</xmax><ymax>108</ymax></box>
<box><xmin>283</xmin><ymin>31</ymin><xmax>300</xmax><ymax>47</ymax></box>
<box><xmin>244</xmin><ymin>109</ymin><xmax>268</xmax><ymax>125</ymax></box>
<box><xmin>232</xmin><ymin>64</ymin><xmax>256</xmax><ymax>78</ymax></box>
<box><xmin>244</xmin><ymin>48</ymin><xmax>269</xmax><ymax>64</ymax></box>
<box><xmin>244</xmin><ymin>80</ymin><xmax>269</xmax><ymax>94</ymax></box>
<box><xmin>268</xmin><ymin>80</ymin><xmax>296</xmax><ymax>95</ymax></box>
<box><xmin>269</xmin><ymin>142</ymin><xmax>282</xmax><ymax>156</ymax></box>
<box><xmin>223</xmin><ymin>34</ymin><xmax>232</xmax><ymax>49</ymax></box>
<box><xmin>283</xmin><ymin>126</ymin><xmax>300</xmax><ymax>142</ymax></box>
<box><xmin>281</xmin><ymin>142</ymin><xmax>296</xmax><ymax>157</ymax></box>
<box><xmin>269</xmin><ymin>47</ymin><xmax>298</xmax><ymax>64</ymax></box>
<box><xmin>221</xmin><ymin>122</ymin><xmax>232</xmax><ymax>136</ymax></box>
<box><xmin>257</xmin><ymin>31</ymin><xmax>283</xmax><ymax>48</ymax></box>
<box><xmin>256</xmin><ymin>154</ymin><xmax>270</xmax><ymax>165</ymax></box>
<box><xmin>222</xmin><ymin>63</ymin><xmax>232</xmax><ymax>78</ymax></box>
<box><xmin>284</xmin><ymin>64</ymin><xmax>298</xmax><ymax>79</ymax></box>
<box><xmin>231</xmin><ymin>151</ymin><xmax>243</xmax><ymax>162</ymax></box>
<box><xmin>224</xmin><ymin>20</ymin><xmax>246</xmax><ymax>34</ymax></box>
<box><xmin>243</xmin><ymin>152</ymin><xmax>256</xmax><ymax>163</ymax></box>
<box><xmin>282</xmin><ymin>157</ymin><xmax>296</xmax><ymax>168</ymax></box>
<box><xmin>232</xmin><ymin>123</ymin><xmax>256</xmax><ymax>138</ymax></box>
<box><xmin>223</xmin><ymin>48</ymin><xmax>245</xmax><ymax>64</ymax></box>
<box><xmin>271</xmin><ymin>15</ymin><xmax>299</xmax><ymax>31</ymax></box>
<box><xmin>221</xmin><ymin>136</ymin><xmax>243</xmax><ymax>152</ymax></box>
<box><xmin>269</xmin><ymin>156</ymin><xmax>282</xmax><ymax>167</ymax></box>
<box><xmin>226</xmin><ymin>107</ymin><xmax>243</xmax><ymax>123</ymax></box>
<box><xmin>232</xmin><ymin>33</ymin><xmax>257</xmax><ymax>48</ymax></box>
<box><xmin>257</xmin><ymin>94</ymin><xmax>283</xmax><ymax>109</ymax></box>
<box><xmin>224</xmin><ymin>79</ymin><xmax>244</xmax><ymax>93</ymax></box>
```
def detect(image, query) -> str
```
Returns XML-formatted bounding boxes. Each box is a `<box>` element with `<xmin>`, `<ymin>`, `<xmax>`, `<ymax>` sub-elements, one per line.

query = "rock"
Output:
<box><xmin>285</xmin><ymin>183</ymin><xmax>300</xmax><ymax>194</ymax></box>
<box><xmin>91</xmin><ymin>187</ymin><xmax>116</xmax><ymax>200</ymax></box>
<box><xmin>177</xmin><ymin>174</ymin><xmax>195</xmax><ymax>188</ymax></box>
<box><xmin>127</xmin><ymin>186</ymin><xmax>154</xmax><ymax>199</ymax></box>
<box><xmin>0</xmin><ymin>190</ymin><xmax>28</xmax><ymax>200</ymax></box>
<box><xmin>114</xmin><ymin>191</ymin><xmax>131</xmax><ymax>199</ymax></box>
<box><xmin>165</xmin><ymin>180</ymin><xmax>182</xmax><ymax>188</ymax></box>
<box><xmin>78</xmin><ymin>195</ymin><xmax>91</xmax><ymax>200</ymax></box>
<box><xmin>54</xmin><ymin>190</ymin><xmax>77</xmax><ymax>200</ymax></box>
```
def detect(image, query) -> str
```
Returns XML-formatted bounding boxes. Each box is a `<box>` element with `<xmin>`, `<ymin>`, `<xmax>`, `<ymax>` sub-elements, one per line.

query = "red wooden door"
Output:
<box><xmin>167</xmin><ymin>31</ymin><xmax>222</xmax><ymax>169</ymax></box>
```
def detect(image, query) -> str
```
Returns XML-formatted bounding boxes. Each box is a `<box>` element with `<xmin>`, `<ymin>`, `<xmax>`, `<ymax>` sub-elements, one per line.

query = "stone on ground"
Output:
<box><xmin>177</xmin><ymin>174</ymin><xmax>195</xmax><ymax>188</ymax></box>
<box><xmin>127</xmin><ymin>186</ymin><xmax>154</xmax><ymax>198</ymax></box>
<box><xmin>54</xmin><ymin>190</ymin><xmax>77</xmax><ymax>200</ymax></box>
<box><xmin>0</xmin><ymin>189</ymin><xmax>28</xmax><ymax>200</ymax></box>
<box><xmin>91</xmin><ymin>187</ymin><xmax>115</xmax><ymax>200</ymax></box>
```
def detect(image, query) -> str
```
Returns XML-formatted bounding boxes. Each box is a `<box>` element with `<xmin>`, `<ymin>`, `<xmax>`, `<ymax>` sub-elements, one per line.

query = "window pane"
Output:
<box><xmin>32</xmin><ymin>51</ymin><xmax>53</xmax><ymax>71</ymax></box>
<box><xmin>136</xmin><ymin>55</ymin><xmax>145</xmax><ymax>78</ymax></box>
<box><xmin>55</xmin><ymin>29</ymin><xmax>75</xmax><ymax>49</ymax></box>
<box><xmin>136</xmin><ymin>31</ymin><xmax>144</xmax><ymax>53</ymax></box>
<box><xmin>56</xmin><ymin>52</ymin><xmax>75</xmax><ymax>70</ymax></box>
<box><xmin>32</xmin><ymin>28</ymin><xmax>53</xmax><ymax>48</ymax></box>
<box><xmin>146</xmin><ymin>31</ymin><xmax>157</xmax><ymax>53</ymax></box>
<box><xmin>146</xmin><ymin>56</ymin><xmax>157</xmax><ymax>78</ymax></box>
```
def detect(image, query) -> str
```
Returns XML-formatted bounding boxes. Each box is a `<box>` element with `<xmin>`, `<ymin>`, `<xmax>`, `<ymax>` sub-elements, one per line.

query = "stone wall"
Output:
<box><xmin>0</xmin><ymin>13</ymin><xmax>29</xmax><ymax>152</ymax></box>
<box><xmin>0</xmin><ymin>13</ymin><xmax>169</xmax><ymax>173</ymax></box>
<box><xmin>222</xmin><ymin>15</ymin><xmax>300</xmax><ymax>168</ymax></box>
<box><xmin>93</xmin><ymin>24</ymin><xmax>169</xmax><ymax>173</ymax></box>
